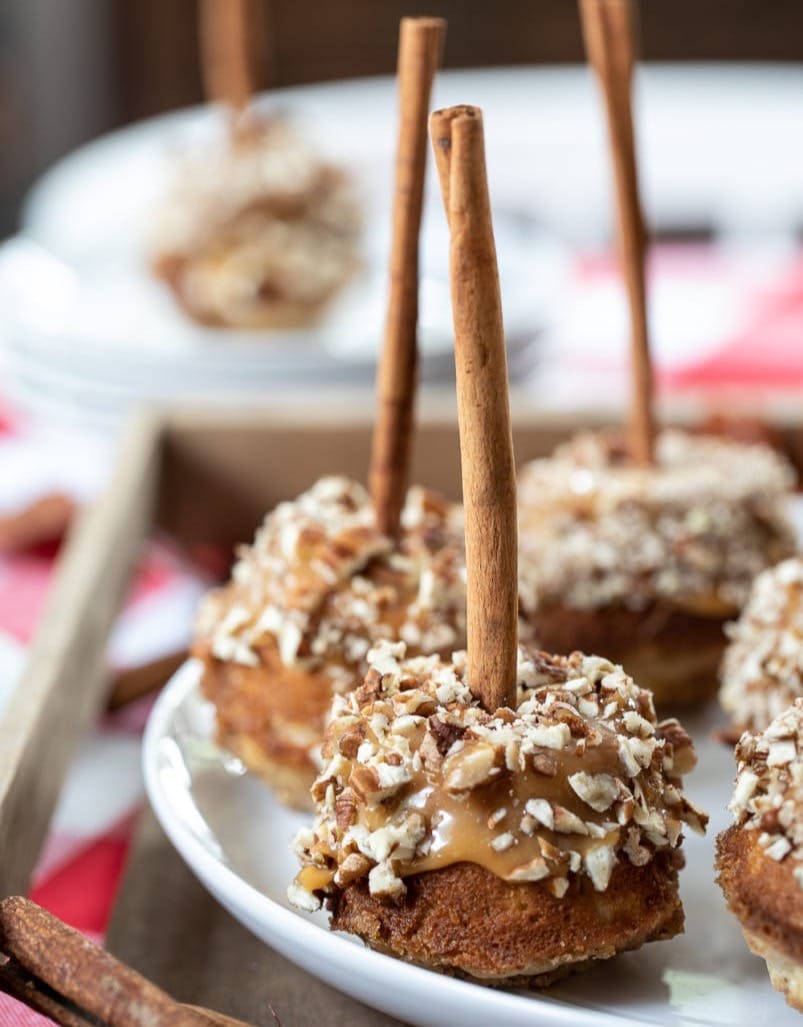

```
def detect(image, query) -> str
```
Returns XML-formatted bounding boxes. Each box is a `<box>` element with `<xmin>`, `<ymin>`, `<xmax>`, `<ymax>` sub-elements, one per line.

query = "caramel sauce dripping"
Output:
<box><xmin>297</xmin><ymin>865</ymin><xmax>335</xmax><ymax>891</ymax></box>
<box><xmin>361</xmin><ymin>731</ymin><xmax>626</xmax><ymax>882</ymax></box>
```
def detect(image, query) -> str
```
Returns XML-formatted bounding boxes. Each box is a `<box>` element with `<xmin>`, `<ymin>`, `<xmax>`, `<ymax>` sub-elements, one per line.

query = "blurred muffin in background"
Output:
<box><xmin>518</xmin><ymin>429</ymin><xmax>796</xmax><ymax>709</ymax></box>
<box><xmin>151</xmin><ymin>116</ymin><xmax>361</xmax><ymax>330</ymax></box>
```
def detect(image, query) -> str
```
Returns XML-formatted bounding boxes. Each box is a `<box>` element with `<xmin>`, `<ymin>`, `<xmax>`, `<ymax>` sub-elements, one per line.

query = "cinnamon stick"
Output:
<box><xmin>0</xmin><ymin>492</ymin><xmax>74</xmax><ymax>553</ymax></box>
<box><xmin>429</xmin><ymin>106</ymin><xmax>518</xmax><ymax>712</ymax></box>
<box><xmin>106</xmin><ymin>648</ymin><xmax>187</xmax><ymax>712</ymax></box>
<box><xmin>0</xmin><ymin>897</ymin><xmax>251</xmax><ymax>1026</ymax></box>
<box><xmin>0</xmin><ymin>959</ymin><xmax>95</xmax><ymax>1027</ymax></box>
<box><xmin>0</xmin><ymin>961</ymin><xmax>245</xmax><ymax>1027</ymax></box>
<box><xmin>199</xmin><ymin>0</ymin><xmax>257</xmax><ymax>117</ymax></box>
<box><xmin>579</xmin><ymin>0</ymin><xmax>655</xmax><ymax>465</ymax></box>
<box><xmin>370</xmin><ymin>17</ymin><xmax>446</xmax><ymax>538</ymax></box>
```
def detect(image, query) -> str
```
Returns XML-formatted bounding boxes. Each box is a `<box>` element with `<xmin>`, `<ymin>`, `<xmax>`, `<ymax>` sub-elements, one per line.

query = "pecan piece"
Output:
<box><xmin>354</xmin><ymin>669</ymin><xmax>383</xmax><ymax>706</ymax></box>
<box><xmin>334</xmin><ymin>852</ymin><xmax>371</xmax><ymax>885</ymax></box>
<box><xmin>443</xmin><ymin>742</ymin><xmax>499</xmax><ymax>791</ymax></box>
<box><xmin>428</xmin><ymin>716</ymin><xmax>466</xmax><ymax>756</ymax></box>
<box><xmin>349</xmin><ymin>765</ymin><xmax>381</xmax><ymax>802</ymax></box>
<box><xmin>335</xmin><ymin>789</ymin><xmax>358</xmax><ymax>830</ymax></box>
<box><xmin>338</xmin><ymin>724</ymin><xmax>366</xmax><ymax>759</ymax></box>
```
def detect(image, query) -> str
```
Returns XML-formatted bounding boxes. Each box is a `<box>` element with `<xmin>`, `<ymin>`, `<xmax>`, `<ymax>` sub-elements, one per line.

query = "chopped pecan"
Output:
<box><xmin>760</xmin><ymin>809</ymin><xmax>781</xmax><ymax>833</ymax></box>
<box><xmin>399</xmin><ymin>674</ymin><xmax>423</xmax><ymax>691</ymax></box>
<box><xmin>530</xmin><ymin>650</ymin><xmax>569</xmax><ymax>682</ymax></box>
<box><xmin>354</xmin><ymin>669</ymin><xmax>383</xmax><ymax>706</ymax></box>
<box><xmin>550</xmin><ymin>705</ymin><xmax>589</xmax><ymax>737</ymax></box>
<box><xmin>418</xmin><ymin>731</ymin><xmax>443</xmax><ymax>772</ymax></box>
<box><xmin>338</xmin><ymin>724</ymin><xmax>366</xmax><ymax>759</ymax></box>
<box><xmin>428</xmin><ymin>716</ymin><xmax>466</xmax><ymax>756</ymax></box>
<box><xmin>349</xmin><ymin>765</ymin><xmax>381</xmax><ymax>802</ymax></box>
<box><xmin>656</xmin><ymin>718</ymin><xmax>696</xmax><ymax>774</ymax></box>
<box><xmin>494</xmin><ymin>707</ymin><xmax>517</xmax><ymax>724</ymax></box>
<box><xmin>442</xmin><ymin>742</ymin><xmax>499</xmax><ymax>791</ymax></box>
<box><xmin>334</xmin><ymin>852</ymin><xmax>371</xmax><ymax>885</ymax></box>
<box><xmin>335</xmin><ymin>789</ymin><xmax>358</xmax><ymax>830</ymax></box>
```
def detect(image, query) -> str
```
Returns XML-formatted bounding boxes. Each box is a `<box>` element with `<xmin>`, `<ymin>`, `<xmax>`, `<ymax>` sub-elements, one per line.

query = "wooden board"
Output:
<box><xmin>156</xmin><ymin>402</ymin><xmax>609</xmax><ymax>546</ymax></box>
<box><xmin>0</xmin><ymin>413</ymin><xmax>161</xmax><ymax>897</ymax></box>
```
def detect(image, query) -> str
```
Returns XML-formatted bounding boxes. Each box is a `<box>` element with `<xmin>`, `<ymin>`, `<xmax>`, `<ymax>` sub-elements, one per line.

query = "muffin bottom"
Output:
<box><xmin>525</xmin><ymin>600</ymin><xmax>730</xmax><ymax>709</ymax></box>
<box><xmin>717</xmin><ymin>825</ymin><xmax>803</xmax><ymax>1011</ymax></box>
<box><xmin>329</xmin><ymin>852</ymin><xmax>685</xmax><ymax>985</ymax></box>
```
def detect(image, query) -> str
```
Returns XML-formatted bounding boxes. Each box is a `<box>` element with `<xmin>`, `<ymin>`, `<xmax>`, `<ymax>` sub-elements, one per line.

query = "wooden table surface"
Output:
<box><xmin>106</xmin><ymin>810</ymin><xmax>405</xmax><ymax>1027</ymax></box>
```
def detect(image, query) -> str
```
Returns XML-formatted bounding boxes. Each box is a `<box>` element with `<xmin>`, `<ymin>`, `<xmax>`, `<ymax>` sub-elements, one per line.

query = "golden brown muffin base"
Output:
<box><xmin>329</xmin><ymin>852</ymin><xmax>685</xmax><ymax>985</ymax></box>
<box><xmin>196</xmin><ymin>641</ymin><xmax>340</xmax><ymax>811</ymax></box>
<box><xmin>216</xmin><ymin>730</ymin><xmax>314</xmax><ymax>811</ymax></box>
<box><xmin>526</xmin><ymin>601</ymin><xmax>730</xmax><ymax>709</ymax></box>
<box><xmin>717</xmin><ymin>825</ymin><xmax>803</xmax><ymax>1010</ymax></box>
<box><xmin>742</xmin><ymin>929</ymin><xmax>803</xmax><ymax>1012</ymax></box>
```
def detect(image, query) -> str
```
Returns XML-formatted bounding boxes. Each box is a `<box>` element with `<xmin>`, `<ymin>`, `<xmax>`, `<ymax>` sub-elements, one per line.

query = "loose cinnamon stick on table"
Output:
<box><xmin>0</xmin><ymin>959</ymin><xmax>94</xmax><ymax>1027</ymax></box>
<box><xmin>0</xmin><ymin>897</ymin><xmax>253</xmax><ymax>1027</ymax></box>
<box><xmin>579</xmin><ymin>0</ymin><xmax>655</xmax><ymax>465</ymax></box>
<box><xmin>429</xmin><ymin>106</ymin><xmax>518</xmax><ymax>713</ymax></box>
<box><xmin>370</xmin><ymin>17</ymin><xmax>446</xmax><ymax>538</ymax></box>
<box><xmin>199</xmin><ymin>0</ymin><xmax>260</xmax><ymax>122</ymax></box>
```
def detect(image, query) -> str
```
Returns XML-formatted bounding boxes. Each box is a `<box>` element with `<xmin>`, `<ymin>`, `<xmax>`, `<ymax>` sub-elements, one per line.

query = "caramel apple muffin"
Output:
<box><xmin>717</xmin><ymin>699</ymin><xmax>803</xmax><ymax>1010</ymax></box>
<box><xmin>151</xmin><ymin>116</ymin><xmax>361</xmax><ymax>329</ymax></box>
<box><xmin>720</xmin><ymin>557</ymin><xmax>803</xmax><ymax>737</ymax></box>
<box><xmin>290</xmin><ymin>640</ymin><xmax>706</xmax><ymax>984</ymax></box>
<box><xmin>193</xmin><ymin>477</ymin><xmax>467</xmax><ymax>809</ymax></box>
<box><xmin>518</xmin><ymin>429</ymin><xmax>795</xmax><ymax>709</ymax></box>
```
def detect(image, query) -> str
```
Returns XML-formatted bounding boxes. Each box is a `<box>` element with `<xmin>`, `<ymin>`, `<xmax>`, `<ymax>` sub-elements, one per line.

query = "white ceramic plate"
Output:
<box><xmin>0</xmin><ymin>208</ymin><xmax>560</xmax><ymax>386</ymax></box>
<box><xmin>144</xmin><ymin>657</ymin><xmax>799</xmax><ymax>1027</ymax></box>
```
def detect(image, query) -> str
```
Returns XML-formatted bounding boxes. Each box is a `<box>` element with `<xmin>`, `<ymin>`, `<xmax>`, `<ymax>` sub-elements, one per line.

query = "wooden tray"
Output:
<box><xmin>0</xmin><ymin>400</ymin><xmax>793</xmax><ymax>1024</ymax></box>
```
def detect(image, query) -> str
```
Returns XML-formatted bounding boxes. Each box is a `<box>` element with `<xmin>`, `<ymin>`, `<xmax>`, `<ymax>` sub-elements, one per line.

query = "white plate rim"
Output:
<box><xmin>143</xmin><ymin>658</ymin><xmax>649</xmax><ymax>1027</ymax></box>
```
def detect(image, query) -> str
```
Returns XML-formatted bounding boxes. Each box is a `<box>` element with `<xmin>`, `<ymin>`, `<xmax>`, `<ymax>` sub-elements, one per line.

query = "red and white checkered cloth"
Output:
<box><xmin>531</xmin><ymin>242</ymin><xmax>803</xmax><ymax>406</ymax></box>
<box><xmin>4</xmin><ymin>241</ymin><xmax>803</xmax><ymax>1023</ymax></box>
<box><xmin>0</xmin><ymin>414</ymin><xmax>210</xmax><ymax>1026</ymax></box>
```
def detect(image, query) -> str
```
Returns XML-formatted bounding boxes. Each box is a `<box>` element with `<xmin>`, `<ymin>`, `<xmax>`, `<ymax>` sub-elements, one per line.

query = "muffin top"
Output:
<box><xmin>720</xmin><ymin>558</ymin><xmax>803</xmax><ymax>734</ymax></box>
<box><xmin>195</xmin><ymin>477</ymin><xmax>467</xmax><ymax>682</ymax></box>
<box><xmin>152</xmin><ymin>116</ymin><xmax>359</xmax><ymax>255</ymax></box>
<box><xmin>518</xmin><ymin>429</ymin><xmax>795</xmax><ymax>613</ymax></box>
<box><xmin>150</xmin><ymin>116</ymin><xmax>361</xmax><ymax>322</ymax></box>
<box><xmin>289</xmin><ymin>640</ymin><xmax>706</xmax><ymax>911</ymax></box>
<box><xmin>729</xmin><ymin>698</ymin><xmax>803</xmax><ymax>887</ymax></box>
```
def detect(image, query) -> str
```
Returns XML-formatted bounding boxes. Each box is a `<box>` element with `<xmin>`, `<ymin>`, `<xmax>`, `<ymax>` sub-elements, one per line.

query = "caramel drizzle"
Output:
<box><xmin>318</xmin><ymin>716</ymin><xmax>677</xmax><ymax>887</ymax></box>
<box><xmin>398</xmin><ymin>741</ymin><xmax>622</xmax><ymax>879</ymax></box>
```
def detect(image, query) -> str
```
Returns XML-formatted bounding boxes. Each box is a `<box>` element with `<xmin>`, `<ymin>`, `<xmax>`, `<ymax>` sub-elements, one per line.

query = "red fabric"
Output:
<box><xmin>663</xmin><ymin>255</ymin><xmax>803</xmax><ymax>390</ymax></box>
<box><xmin>29</xmin><ymin>815</ymin><xmax>137</xmax><ymax>935</ymax></box>
<box><xmin>0</xmin><ymin>553</ymin><xmax>54</xmax><ymax>643</ymax></box>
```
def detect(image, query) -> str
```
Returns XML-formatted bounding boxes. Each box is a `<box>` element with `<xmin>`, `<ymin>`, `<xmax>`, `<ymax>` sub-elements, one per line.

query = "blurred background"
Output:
<box><xmin>4</xmin><ymin>0</ymin><xmax>803</xmax><ymax>431</ymax></box>
<box><xmin>5</xmin><ymin>0</ymin><xmax>803</xmax><ymax>234</ymax></box>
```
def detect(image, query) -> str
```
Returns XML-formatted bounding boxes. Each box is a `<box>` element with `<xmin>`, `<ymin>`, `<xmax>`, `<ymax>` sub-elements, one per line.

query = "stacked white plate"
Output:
<box><xmin>0</xmin><ymin>70</ymin><xmax>573</xmax><ymax>427</ymax></box>
<box><xmin>10</xmin><ymin>63</ymin><xmax>803</xmax><ymax>426</ymax></box>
